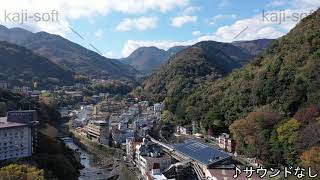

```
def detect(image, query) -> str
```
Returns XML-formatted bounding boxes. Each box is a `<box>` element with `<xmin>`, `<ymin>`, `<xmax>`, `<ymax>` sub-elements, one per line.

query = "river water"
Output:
<box><xmin>61</xmin><ymin>137</ymin><xmax>108</xmax><ymax>180</ymax></box>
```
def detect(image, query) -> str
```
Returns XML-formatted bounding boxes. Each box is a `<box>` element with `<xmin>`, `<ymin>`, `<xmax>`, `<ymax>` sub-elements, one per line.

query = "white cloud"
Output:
<box><xmin>182</xmin><ymin>6</ymin><xmax>200</xmax><ymax>14</ymax></box>
<box><xmin>218</xmin><ymin>0</ymin><xmax>231</xmax><ymax>8</ymax></box>
<box><xmin>116</xmin><ymin>16</ymin><xmax>158</xmax><ymax>32</ymax></box>
<box><xmin>192</xmin><ymin>31</ymin><xmax>201</xmax><ymax>36</ymax></box>
<box><xmin>209</xmin><ymin>14</ymin><xmax>237</xmax><ymax>25</ymax></box>
<box><xmin>104</xmin><ymin>51</ymin><xmax>114</xmax><ymax>58</ymax></box>
<box><xmin>291</xmin><ymin>0</ymin><xmax>320</xmax><ymax>9</ymax></box>
<box><xmin>0</xmin><ymin>0</ymin><xmax>189</xmax><ymax>35</ymax></box>
<box><xmin>267</xmin><ymin>0</ymin><xmax>288</xmax><ymax>7</ymax></box>
<box><xmin>171</xmin><ymin>15</ymin><xmax>197</xmax><ymax>27</ymax></box>
<box><xmin>94</xmin><ymin>29</ymin><xmax>103</xmax><ymax>37</ymax></box>
<box><xmin>107</xmin><ymin>0</ymin><xmax>189</xmax><ymax>14</ymax></box>
<box><xmin>121</xmin><ymin>3</ymin><xmax>320</xmax><ymax>57</ymax></box>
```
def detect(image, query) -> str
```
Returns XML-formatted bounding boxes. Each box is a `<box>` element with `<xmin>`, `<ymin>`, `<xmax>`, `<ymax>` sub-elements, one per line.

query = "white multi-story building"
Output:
<box><xmin>12</xmin><ymin>86</ymin><xmax>31</xmax><ymax>95</ymax></box>
<box><xmin>0</xmin><ymin>118</ymin><xmax>32</xmax><ymax>160</ymax></box>
<box><xmin>135</xmin><ymin>139</ymin><xmax>171</xmax><ymax>179</ymax></box>
<box><xmin>87</xmin><ymin>120</ymin><xmax>109</xmax><ymax>145</ymax></box>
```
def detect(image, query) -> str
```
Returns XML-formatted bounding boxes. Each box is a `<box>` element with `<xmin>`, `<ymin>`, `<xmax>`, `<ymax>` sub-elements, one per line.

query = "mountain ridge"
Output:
<box><xmin>0</xmin><ymin>40</ymin><xmax>74</xmax><ymax>88</ymax></box>
<box><xmin>123</xmin><ymin>39</ymin><xmax>272</xmax><ymax>74</ymax></box>
<box><xmin>136</xmin><ymin>40</ymin><xmax>265</xmax><ymax>104</ymax></box>
<box><xmin>121</xmin><ymin>46</ymin><xmax>188</xmax><ymax>74</ymax></box>
<box><xmin>0</xmin><ymin>25</ymin><xmax>138</xmax><ymax>80</ymax></box>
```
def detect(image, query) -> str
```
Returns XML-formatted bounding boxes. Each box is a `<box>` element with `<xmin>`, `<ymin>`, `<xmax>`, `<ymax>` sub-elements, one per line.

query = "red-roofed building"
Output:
<box><xmin>147</xmin><ymin>163</ymin><xmax>168</xmax><ymax>180</ymax></box>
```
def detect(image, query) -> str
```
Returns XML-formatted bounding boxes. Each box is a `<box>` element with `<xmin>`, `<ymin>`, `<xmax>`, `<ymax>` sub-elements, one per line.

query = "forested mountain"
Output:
<box><xmin>137</xmin><ymin>40</ymin><xmax>259</xmax><ymax>103</ymax></box>
<box><xmin>123</xmin><ymin>40</ymin><xmax>272</xmax><ymax>74</ymax></box>
<box><xmin>0</xmin><ymin>25</ymin><xmax>138</xmax><ymax>80</ymax></box>
<box><xmin>122</xmin><ymin>46</ymin><xmax>188</xmax><ymax>73</ymax></box>
<box><xmin>168</xmin><ymin>9</ymin><xmax>320</xmax><ymax>167</ymax></box>
<box><xmin>122</xmin><ymin>47</ymin><xmax>168</xmax><ymax>74</ymax></box>
<box><xmin>232</xmin><ymin>39</ymin><xmax>273</xmax><ymax>56</ymax></box>
<box><xmin>0</xmin><ymin>41</ymin><xmax>74</xmax><ymax>88</ymax></box>
<box><xmin>166</xmin><ymin>46</ymin><xmax>189</xmax><ymax>56</ymax></box>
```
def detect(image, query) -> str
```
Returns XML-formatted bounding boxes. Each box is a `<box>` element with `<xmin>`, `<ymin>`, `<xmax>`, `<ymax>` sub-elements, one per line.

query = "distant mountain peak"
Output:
<box><xmin>0</xmin><ymin>25</ymin><xmax>138</xmax><ymax>80</ymax></box>
<box><xmin>122</xmin><ymin>45</ymin><xmax>188</xmax><ymax>74</ymax></box>
<box><xmin>139</xmin><ymin>40</ymin><xmax>265</xmax><ymax>102</ymax></box>
<box><xmin>0</xmin><ymin>41</ymin><xmax>74</xmax><ymax>88</ymax></box>
<box><xmin>232</xmin><ymin>38</ymin><xmax>274</xmax><ymax>56</ymax></box>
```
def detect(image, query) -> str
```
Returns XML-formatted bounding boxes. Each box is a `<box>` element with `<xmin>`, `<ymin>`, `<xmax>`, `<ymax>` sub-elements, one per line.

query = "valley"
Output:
<box><xmin>0</xmin><ymin>5</ymin><xmax>319</xmax><ymax>180</ymax></box>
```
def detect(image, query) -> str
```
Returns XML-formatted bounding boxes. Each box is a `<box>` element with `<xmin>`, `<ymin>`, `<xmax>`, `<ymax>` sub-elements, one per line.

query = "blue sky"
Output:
<box><xmin>0</xmin><ymin>0</ymin><xmax>319</xmax><ymax>58</ymax></box>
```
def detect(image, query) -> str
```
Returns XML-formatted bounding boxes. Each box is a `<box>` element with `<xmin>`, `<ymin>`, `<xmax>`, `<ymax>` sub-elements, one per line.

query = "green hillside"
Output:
<box><xmin>174</xmin><ymin>9</ymin><xmax>320</xmax><ymax>167</ymax></box>
<box><xmin>138</xmin><ymin>41</ymin><xmax>254</xmax><ymax>105</ymax></box>
<box><xmin>0</xmin><ymin>41</ymin><xmax>74</xmax><ymax>88</ymax></box>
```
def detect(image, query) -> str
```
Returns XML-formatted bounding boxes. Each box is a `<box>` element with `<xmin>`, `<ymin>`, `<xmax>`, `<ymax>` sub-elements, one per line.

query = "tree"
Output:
<box><xmin>276</xmin><ymin>118</ymin><xmax>301</xmax><ymax>165</ymax></box>
<box><xmin>229</xmin><ymin>117</ymin><xmax>256</xmax><ymax>155</ymax></box>
<box><xmin>296</xmin><ymin>122</ymin><xmax>320</xmax><ymax>152</ymax></box>
<box><xmin>300</xmin><ymin>146</ymin><xmax>320</xmax><ymax>172</ymax></box>
<box><xmin>161</xmin><ymin>110</ymin><xmax>173</xmax><ymax>123</ymax></box>
<box><xmin>294</xmin><ymin>105</ymin><xmax>320</xmax><ymax>123</ymax></box>
<box><xmin>0</xmin><ymin>164</ymin><xmax>45</xmax><ymax>180</ymax></box>
<box><xmin>0</xmin><ymin>102</ymin><xmax>7</xmax><ymax>116</ymax></box>
<box><xmin>230</xmin><ymin>111</ymin><xmax>280</xmax><ymax>162</ymax></box>
<box><xmin>277</xmin><ymin>119</ymin><xmax>300</xmax><ymax>144</ymax></box>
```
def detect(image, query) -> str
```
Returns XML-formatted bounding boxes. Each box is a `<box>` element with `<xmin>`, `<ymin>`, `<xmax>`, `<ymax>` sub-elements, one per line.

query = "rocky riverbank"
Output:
<box><xmin>71</xmin><ymin>132</ymin><xmax>139</xmax><ymax>180</ymax></box>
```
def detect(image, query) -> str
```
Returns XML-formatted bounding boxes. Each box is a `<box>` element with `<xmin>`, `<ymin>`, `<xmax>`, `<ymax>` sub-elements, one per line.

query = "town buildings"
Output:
<box><xmin>176</xmin><ymin>125</ymin><xmax>193</xmax><ymax>135</ymax></box>
<box><xmin>12</xmin><ymin>86</ymin><xmax>31</xmax><ymax>95</ymax></box>
<box><xmin>126</xmin><ymin>137</ymin><xmax>142</xmax><ymax>162</ymax></box>
<box><xmin>0</xmin><ymin>110</ymin><xmax>39</xmax><ymax>161</ymax></box>
<box><xmin>153</xmin><ymin>103</ymin><xmax>164</xmax><ymax>113</ymax></box>
<box><xmin>0</xmin><ymin>118</ymin><xmax>32</xmax><ymax>160</ymax></box>
<box><xmin>111</xmin><ymin>128</ymin><xmax>134</xmax><ymax>148</ymax></box>
<box><xmin>0</xmin><ymin>81</ymin><xmax>9</xmax><ymax>89</ymax></box>
<box><xmin>87</xmin><ymin>120</ymin><xmax>109</xmax><ymax>145</ymax></box>
<box><xmin>148</xmin><ymin>163</ymin><xmax>168</xmax><ymax>180</ymax></box>
<box><xmin>218</xmin><ymin>133</ymin><xmax>235</xmax><ymax>153</ymax></box>
<box><xmin>6</xmin><ymin>110</ymin><xmax>40</xmax><ymax>152</ymax></box>
<box><xmin>135</xmin><ymin>139</ymin><xmax>171</xmax><ymax>179</ymax></box>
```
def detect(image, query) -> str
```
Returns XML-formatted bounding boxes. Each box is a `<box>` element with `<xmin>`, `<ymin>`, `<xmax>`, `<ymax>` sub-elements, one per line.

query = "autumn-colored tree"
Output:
<box><xmin>0</xmin><ymin>164</ymin><xmax>45</xmax><ymax>180</ymax></box>
<box><xmin>229</xmin><ymin>111</ymin><xmax>280</xmax><ymax>159</ymax></box>
<box><xmin>296</xmin><ymin>122</ymin><xmax>320</xmax><ymax>152</ymax></box>
<box><xmin>276</xmin><ymin>118</ymin><xmax>301</xmax><ymax>165</ymax></box>
<box><xmin>277</xmin><ymin>119</ymin><xmax>301</xmax><ymax>144</ymax></box>
<box><xmin>294</xmin><ymin>105</ymin><xmax>320</xmax><ymax>123</ymax></box>
<box><xmin>300</xmin><ymin>146</ymin><xmax>320</xmax><ymax>172</ymax></box>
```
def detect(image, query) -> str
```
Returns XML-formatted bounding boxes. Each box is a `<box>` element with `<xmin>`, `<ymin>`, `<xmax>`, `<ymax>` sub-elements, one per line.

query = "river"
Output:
<box><xmin>61</xmin><ymin>137</ymin><xmax>108</xmax><ymax>180</ymax></box>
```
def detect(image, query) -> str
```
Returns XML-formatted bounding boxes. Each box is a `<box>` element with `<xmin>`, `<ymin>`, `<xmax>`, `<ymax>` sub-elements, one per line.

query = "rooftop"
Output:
<box><xmin>94</xmin><ymin>120</ymin><xmax>107</xmax><ymax>124</ymax></box>
<box><xmin>0</xmin><ymin>117</ymin><xmax>27</xmax><ymax>129</ymax></box>
<box><xmin>172</xmin><ymin>139</ymin><xmax>231</xmax><ymax>167</ymax></box>
<box><xmin>138</xmin><ymin>141</ymin><xmax>165</xmax><ymax>158</ymax></box>
<box><xmin>8</xmin><ymin>110</ymin><xmax>37</xmax><ymax>113</ymax></box>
